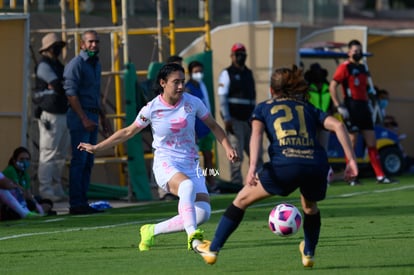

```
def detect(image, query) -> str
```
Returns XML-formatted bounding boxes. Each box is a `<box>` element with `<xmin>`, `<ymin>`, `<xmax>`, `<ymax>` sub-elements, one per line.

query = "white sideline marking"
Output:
<box><xmin>0</xmin><ymin>218</ymin><xmax>164</xmax><ymax>241</ymax></box>
<box><xmin>43</xmin><ymin>218</ymin><xmax>65</xmax><ymax>223</ymax></box>
<box><xmin>1</xmin><ymin>185</ymin><xmax>413</xmax><ymax>241</ymax></box>
<box><xmin>0</xmin><ymin>221</ymin><xmax>140</xmax><ymax>241</ymax></box>
<box><xmin>337</xmin><ymin>185</ymin><xmax>414</xmax><ymax>197</ymax></box>
<box><xmin>213</xmin><ymin>185</ymin><xmax>414</xmax><ymax>213</ymax></box>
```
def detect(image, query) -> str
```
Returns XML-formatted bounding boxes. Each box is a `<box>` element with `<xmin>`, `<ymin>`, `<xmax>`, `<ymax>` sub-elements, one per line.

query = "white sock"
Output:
<box><xmin>177</xmin><ymin>179</ymin><xmax>197</xmax><ymax>235</ymax></box>
<box><xmin>154</xmin><ymin>201</ymin><xmax>211</xmax><ymax>235</ymax></box>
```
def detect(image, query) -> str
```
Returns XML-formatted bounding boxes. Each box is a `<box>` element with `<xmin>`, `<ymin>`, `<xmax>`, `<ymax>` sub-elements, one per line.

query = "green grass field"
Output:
<box><xmin>1</xmin><ymin>175</ymin><xmax>413</xmax><ymax>275</ymax></box>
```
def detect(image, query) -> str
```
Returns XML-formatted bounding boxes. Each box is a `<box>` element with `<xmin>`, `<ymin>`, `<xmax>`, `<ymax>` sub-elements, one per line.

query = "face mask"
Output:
<box><xmin>352</xmin><ymin>52</ymin><xmax>363</xmax><ymax>62</ymax></box>
<box><xmin>191</xmin><ymin>72</ymin><xmax>204</xmax><ymax>82</ymax></box>
<box><xmin>379</xmin><ymin>99</ymin><xmax>389</xmax><ymax>109</ymax></box>
<box><xmin>86</xmin><ymin>49</ymin><xmax>99</xmax><ymax>58</ymax></box>
<box><xmin>52</xmin><ymin>46</ymin><xmax>62</xmax><ymax>57</ymax></box>
<box><xmin>16</xmin><ymin>160</ymin><xmax>30</xmax><ymax>171</ymax></box>
<box><xmin>235</xmin><ymin>52</ymin><xmax>247</xmax><ymax>66</ymax></box>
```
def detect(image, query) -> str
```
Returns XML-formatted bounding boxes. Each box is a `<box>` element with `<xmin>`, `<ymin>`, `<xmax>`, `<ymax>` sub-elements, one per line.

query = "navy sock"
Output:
<box><xmin>303</xmin><ymin>211</ymin><xmax>321</xmax><ymax>256</ymax></box>
<box><xmin>210</xmin><ymin>203</ymin><xmax>245</xmax><ymax>252</ymax></box>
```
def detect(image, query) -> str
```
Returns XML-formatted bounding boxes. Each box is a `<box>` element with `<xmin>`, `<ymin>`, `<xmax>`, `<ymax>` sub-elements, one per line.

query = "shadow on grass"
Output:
<box><xmin>318</xmin><ymin>263</ymin><xmax>414</xmax><ymax>270</ymax></box>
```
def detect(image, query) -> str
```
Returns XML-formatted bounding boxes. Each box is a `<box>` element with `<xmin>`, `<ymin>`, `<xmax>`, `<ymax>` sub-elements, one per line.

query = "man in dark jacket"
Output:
<box><xmin>217</xmin><ymin>43</ymin><xmax>261</xmax><ymax>186</ymax></box>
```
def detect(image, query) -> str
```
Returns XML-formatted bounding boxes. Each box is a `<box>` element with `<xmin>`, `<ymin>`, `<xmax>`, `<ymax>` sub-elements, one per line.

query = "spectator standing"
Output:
<box><xmin>77</xmin><ymin>63</ymin><xmax>238</xmax><ymax>251</ymax></box>
<box><xmin>34</xmin><ymin>33</ymin><xmax>70</xmax><ymax>202</ymax></box>
<box><xmin>304</xmin><ymin>63</ymin><xmax>332</xmax><ymax>150</ymax></box>
<box><xmin>194</xmin><ymin>65</ymin><xmax>358</xmax><ymax>266</ymax></box>
<box><xmin>64</xmin><ymin>30</ymin><xmax>110</xmax><ymax>215</ymax></box>
<box><xmin>185</xmin><ymin>60</ymin><xmax>220</xmax><ymax>193</ymax></box>
<box><xmin>218</xmin><ymin>43</ymin><xmax>261</xmax><ymax>186</ymax></box>
<box><xmin>329</xmin><ymin>39</ymin><xmax>396</xmax><ymax>185</ymax></box>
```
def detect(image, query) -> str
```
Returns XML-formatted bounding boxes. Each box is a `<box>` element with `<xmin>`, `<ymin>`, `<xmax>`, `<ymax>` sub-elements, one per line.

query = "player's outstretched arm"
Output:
<box><xmin>78</xmin><ymin>123</ymin><xmax>144</xmax><ymax>154</ymax></box>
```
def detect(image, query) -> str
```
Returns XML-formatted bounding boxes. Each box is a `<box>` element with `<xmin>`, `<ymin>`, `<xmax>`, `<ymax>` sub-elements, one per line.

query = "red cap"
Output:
<box><xmin>231</xmin><ymin>43</ymin><xmax>246</xmax><ymax>52</ymax></box>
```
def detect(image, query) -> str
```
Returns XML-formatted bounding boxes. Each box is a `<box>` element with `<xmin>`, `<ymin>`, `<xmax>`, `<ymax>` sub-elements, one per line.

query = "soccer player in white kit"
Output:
<box><xmin>78</xmin><ymin>63</ymin><xmax>238</xmax><ymax>251</ymax></box>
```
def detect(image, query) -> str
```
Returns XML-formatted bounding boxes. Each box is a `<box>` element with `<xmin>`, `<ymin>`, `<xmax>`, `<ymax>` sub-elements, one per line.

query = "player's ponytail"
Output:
<box><xmin>270</xmin><ymin>65</ymin><xmax>309</xmax><ymax>101</ymax></box>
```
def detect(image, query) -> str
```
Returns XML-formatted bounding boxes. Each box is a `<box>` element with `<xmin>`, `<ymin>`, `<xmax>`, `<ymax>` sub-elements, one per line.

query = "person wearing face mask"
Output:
<box><xmin>304</xmin><ymin>63</ymin><xmax>333</xmax><ymax>151</ymax></box>
<box><xmin>329</xmin><ymin>39</ymin><xmax>397</xmax><ymax>186</ymax></box>
<box><xmin>34</xmin><ymin>33</ymin><xmax>70</xmax><ymax>202</ymax></box>
<box><xmin>64</xmin><ymin>30</ymin><xmax>111</xmax><ymax>215</ymax></box>
<box><xmin>376</xmin><ymin>88</ymin><xmax>390</xmax><ymax>118</ymax></box>
<box><xmin>1</xmin><ymin>147</ymin><xmax>57</xmax><ymax>220</ymax></box>
<box><xmin>217</xmin><ymin>43</ymin><xmax>261</xmax><ymax>187</ymax></box>
<box><xmin>185</xmin><ymin>61</ymin><xmax>220</xmax><ymax>194</ymax></box>
<box><xmin>0</xmin><ymin>171</ymin><xmax>41</xmax><ymax>221</ymax></box>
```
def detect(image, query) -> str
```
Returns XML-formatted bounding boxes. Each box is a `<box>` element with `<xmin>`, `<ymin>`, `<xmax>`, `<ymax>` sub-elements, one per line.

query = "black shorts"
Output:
<box><xmin>258</xmin><ymin>162</ymin><xmax>329</xmax><ymax>202</ymax></box>
<box><xmin>345</xmin><ymin>99</ymin><xmax>374</xmax><ymax>133</ymax></box>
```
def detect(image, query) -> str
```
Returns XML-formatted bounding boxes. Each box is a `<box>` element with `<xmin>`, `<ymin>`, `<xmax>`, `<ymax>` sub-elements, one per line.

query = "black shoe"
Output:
<box><xmin>377</xmin><ymin>177</ymin><xmax>398</xmax><ymax>184</ymax></box>
<box><xmin>69</xmin><ymin>205</ymin><xmax>104</xmax><ymax>215</ymax></box>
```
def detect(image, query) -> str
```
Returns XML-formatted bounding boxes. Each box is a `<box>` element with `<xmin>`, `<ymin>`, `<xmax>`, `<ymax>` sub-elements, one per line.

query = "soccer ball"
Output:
<box><xmin>268</xmin><ymin>203</ymin><xmax>302</xmax><ymax>237</ymax></box>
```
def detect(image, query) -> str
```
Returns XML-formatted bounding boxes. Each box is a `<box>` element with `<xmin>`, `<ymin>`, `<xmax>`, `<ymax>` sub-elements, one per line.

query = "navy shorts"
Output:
<box><xmin>258</xmin><ymin>162</ymin><xmax>329</xmax><ymax>202</ymax></box>
<box><xmin>345</xmin><ymin>99</ymin><xmax>374</xmax><ymax>133</ymax></box>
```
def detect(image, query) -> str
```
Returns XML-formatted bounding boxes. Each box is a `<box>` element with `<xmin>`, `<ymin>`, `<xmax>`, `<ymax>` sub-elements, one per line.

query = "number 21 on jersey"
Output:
<box><xmin>271</xmin><ymin>104</ymin><xmax>308</xmax><ymax>140</ymax></box>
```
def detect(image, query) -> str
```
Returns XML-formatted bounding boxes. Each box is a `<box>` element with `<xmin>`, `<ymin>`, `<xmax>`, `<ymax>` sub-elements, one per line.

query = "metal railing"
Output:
<box><xmin>1</xmin><ymin>0</ymin><xmax>343</xmax><ymax>26</ymax></box>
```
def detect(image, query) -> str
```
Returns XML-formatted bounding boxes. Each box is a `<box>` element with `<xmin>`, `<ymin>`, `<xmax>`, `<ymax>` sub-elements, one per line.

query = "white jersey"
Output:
<box><xmin>135</xmin><ymin>93</ymin><xmax>210</xmax><ymax>160</ymax></box>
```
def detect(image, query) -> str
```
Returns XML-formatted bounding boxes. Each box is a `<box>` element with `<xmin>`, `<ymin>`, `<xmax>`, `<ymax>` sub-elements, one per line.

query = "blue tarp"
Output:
<box><xmin>299</xmin><ymin>48</ymin><xmax>373</xmax><ymax>59</ymax></box>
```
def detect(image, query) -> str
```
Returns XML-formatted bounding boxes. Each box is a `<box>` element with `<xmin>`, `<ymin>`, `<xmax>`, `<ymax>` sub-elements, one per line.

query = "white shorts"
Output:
<box><xmin>153</xmin><ymin>156</ymin><xmax>208</xmax><ymax>194</ymax></box>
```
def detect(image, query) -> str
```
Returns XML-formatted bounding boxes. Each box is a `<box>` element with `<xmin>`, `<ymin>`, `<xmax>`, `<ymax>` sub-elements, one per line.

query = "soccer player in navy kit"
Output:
<box><xmin>194</xmin><ymin>65</ymin><xmax>358</xmax><ymax>267</ymax></box>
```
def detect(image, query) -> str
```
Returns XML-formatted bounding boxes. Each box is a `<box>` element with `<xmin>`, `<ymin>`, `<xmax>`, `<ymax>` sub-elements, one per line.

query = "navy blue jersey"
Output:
<box><xmin>252</xmin><ymin>98</ymin><xmax>329</xmax><ymax>166</ymax></box>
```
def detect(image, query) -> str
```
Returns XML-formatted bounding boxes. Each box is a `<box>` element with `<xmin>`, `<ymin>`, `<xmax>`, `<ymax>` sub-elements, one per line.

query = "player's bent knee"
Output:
<box><xmin>195</xmin><ymin>201</ymin><xmax>211</xmax><ymax>224</ymax></box>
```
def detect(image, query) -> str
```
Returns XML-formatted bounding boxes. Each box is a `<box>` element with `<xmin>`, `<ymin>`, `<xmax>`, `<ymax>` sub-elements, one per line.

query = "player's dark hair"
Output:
<box><xmin>348</xmin><ymin>39</ymin><xmax>362</xmax><ymax>49</ymax></box>
<box><xmin>188</xmin><ymin>60</ymin><xmax>203</xmax><ymax>74</ymax></box>
<box><xmin>270</xmin><ymin>65</ymin><xmax>309</xmax><ymax>101</ymax></box>
<box><xmin>153</xmin><ymin>63</ymin><xmax>185</xmax><ymax>95</ymax></box>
